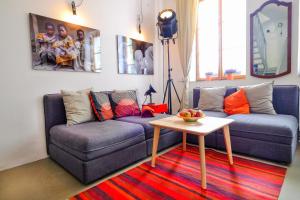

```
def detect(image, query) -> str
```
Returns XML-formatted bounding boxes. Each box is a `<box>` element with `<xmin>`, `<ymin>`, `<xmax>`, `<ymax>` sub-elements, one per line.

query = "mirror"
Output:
<box><xmin>250</xmin><ymin>0</ymin><xmax>292</xmax><ymax>78</ymax></box>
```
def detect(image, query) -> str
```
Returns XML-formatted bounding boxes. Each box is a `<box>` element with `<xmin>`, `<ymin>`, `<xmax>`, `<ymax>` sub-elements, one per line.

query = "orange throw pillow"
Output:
<box><xmin>224</xmin><ymin>89</ymin><xmax>250</xmax><ymax>115</ymax></box>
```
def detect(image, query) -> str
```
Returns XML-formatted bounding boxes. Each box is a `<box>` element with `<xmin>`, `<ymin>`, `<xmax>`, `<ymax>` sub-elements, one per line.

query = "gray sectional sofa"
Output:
<box><xmin>192</xmin><ymin>85</ymin><xmax>299</xmax><ymax>164</ymax></box>
<box><xmin>44</xmin><ymin>94</ymin><xmax>181</xmax><ymax>184</ymax></box>
<box><xmin>43</xmin><ymin>85</ymin><xmax>299</xmax><ymax>184</ymax></box>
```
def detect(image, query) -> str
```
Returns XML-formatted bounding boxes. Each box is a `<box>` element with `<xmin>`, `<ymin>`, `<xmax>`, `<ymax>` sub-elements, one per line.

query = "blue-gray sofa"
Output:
<box><xmin>43</xmin><ymin>94</ymin><xmax>181</xmax><ymax>184</ymax></box>
<box><xmin>43</xmin><ymin>85</ymin><xmax>299</xmax><ymax>184</ymax></box>
<box><xmin>192</xmin><ymin>85</ymin><xmax>299</xmax><ymax>164</ymax></box>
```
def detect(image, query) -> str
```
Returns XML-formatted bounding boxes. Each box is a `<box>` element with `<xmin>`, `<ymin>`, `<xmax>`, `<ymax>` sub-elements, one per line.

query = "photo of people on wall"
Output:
<box><xmin>117</xmin><ymin>35</ymin><xmax>154</xmax><ymax>75</ymax></box>
<box><xmin>29</xmin><ymin>13</ymin><xmax>101</xmax><ymax>73</ymax></box>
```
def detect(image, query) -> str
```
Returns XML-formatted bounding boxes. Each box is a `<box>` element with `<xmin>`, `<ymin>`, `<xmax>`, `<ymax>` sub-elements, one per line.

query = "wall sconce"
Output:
<box><xmin>71</xmin><ymin>1</ymin><xmax>76</xmax><ymax>15</ymax></box>
<box><xmin>137</xmin><ymin>0</ymin><xmax>143</xmax><ymax>34</ymax></box>
<box><xmin>70</xmin><ymin>0</ymin><xmax>84</xmax><ymax>15</ymax></box>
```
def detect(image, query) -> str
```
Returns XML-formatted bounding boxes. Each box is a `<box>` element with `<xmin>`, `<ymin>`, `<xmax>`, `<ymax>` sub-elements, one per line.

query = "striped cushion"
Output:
<box><xmin>90</xmin><ymin>91</ymin><xmax>114</xmax><ymax>121</ymax></box>
<box><xmin>110</xmin><ymin>90</ymin><xmax>141</xmax><ymax>118</ymax></box>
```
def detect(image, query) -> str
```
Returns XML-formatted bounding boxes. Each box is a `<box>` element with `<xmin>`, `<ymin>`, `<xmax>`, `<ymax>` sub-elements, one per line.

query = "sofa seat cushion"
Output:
<box><xmin>50</xmin><ymin>120</ymin><xmax>145</xmax><ymax>161</ymax></box>
<box><xmin>226</xmin><ymin>114</ymin><xmax>298</xmax><ymax>145</ymax></box>
<box><xmin>116</xmin><ymin>114</ymin><xmax>172</xmax><ymax>139</ymax></box>
<box><xmin>203</xmin><ymin>111</ymin><xmax>228</xmax><ymax>118</ymax></box>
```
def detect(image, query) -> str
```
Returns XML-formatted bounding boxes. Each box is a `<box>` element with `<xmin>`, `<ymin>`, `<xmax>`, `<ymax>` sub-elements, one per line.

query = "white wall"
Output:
<box><xmin>298</xmin><ymin>0</ymin><xmax>300</xmax><ymax>75</ymax></box>
<box><xmin>0</xmin><ymin>0</ymin><xmax>161</xmax><ymax>171</ymax></box>
<box><xmin>159</xmin><ymin>0</ymin><xmax>299</xmax><ymax>110</ymax></box>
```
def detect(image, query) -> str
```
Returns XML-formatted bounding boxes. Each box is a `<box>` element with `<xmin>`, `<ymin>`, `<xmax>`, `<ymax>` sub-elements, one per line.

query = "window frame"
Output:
<box><xmin>196</xmin><ymin>0</ymin><xmax>246</xmax><ymax>81</ymax></box>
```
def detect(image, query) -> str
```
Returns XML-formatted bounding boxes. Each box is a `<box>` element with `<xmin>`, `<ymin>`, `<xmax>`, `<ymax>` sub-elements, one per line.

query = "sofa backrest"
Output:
<box><xmin>43</xmin><ymin>94</ymin><xmax>66</xmax><ymax>154</ymax></box>
<box><xmin>193</xmin><ymin>85</ymin><xmax>299</xmax><ymax>120</ymax></box>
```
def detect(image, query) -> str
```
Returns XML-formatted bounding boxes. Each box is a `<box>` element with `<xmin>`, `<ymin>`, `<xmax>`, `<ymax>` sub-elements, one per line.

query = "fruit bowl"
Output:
<box><xmin>177</xmin><ymin>109</ymin><xmax>205</xmax><ymax>122</ymax></box>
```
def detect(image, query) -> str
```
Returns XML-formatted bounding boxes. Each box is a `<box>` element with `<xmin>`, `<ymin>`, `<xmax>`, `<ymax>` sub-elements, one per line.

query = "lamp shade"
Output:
<box><xmin>157</xmin><ymin>9</ymin><xmax>177</xmax><ymax>39</ymax></box>
<box><xmin>144</xmin><ymin>84</ymin><xmax>156</xmax><ymax>96</ymax></box>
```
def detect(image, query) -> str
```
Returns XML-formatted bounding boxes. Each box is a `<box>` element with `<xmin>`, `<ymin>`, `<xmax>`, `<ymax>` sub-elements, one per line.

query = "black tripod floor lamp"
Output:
<box><xmin>157</xmin><ymin>9</ymin><xmax>181</xmax><ymax>114</ymax></box>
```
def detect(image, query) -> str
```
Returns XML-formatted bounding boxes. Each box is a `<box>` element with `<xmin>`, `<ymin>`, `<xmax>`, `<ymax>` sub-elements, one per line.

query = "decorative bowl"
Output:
<box><xmin>177</xmin><ymin>109</ymin><xmax>205</xmax><ymax>122</ymax></box>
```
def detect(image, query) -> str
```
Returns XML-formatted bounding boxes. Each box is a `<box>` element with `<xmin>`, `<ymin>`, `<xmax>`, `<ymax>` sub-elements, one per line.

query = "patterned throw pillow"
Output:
<box><xmin>110</xmin><ymin>90</ymin><xmax>141</xmax><ymax>118</ymax></box>
<box><xmin>89</xmin><ymin>91</ymin><xmax>114</xmax><ymax>121</ymax></box>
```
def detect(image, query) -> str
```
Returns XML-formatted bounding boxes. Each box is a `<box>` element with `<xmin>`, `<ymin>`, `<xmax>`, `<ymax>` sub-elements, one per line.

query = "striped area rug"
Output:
<box><xmin>70</xmin><ymin>145</ymin><xmax>286</xmax><ymax>200</ymax></box>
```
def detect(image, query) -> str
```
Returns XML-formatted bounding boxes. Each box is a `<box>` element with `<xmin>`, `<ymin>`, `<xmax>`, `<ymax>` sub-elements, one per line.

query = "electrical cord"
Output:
<box><xmin>162</xmin><ymin>41</ymin><xmax>165</xmax><ymax>103</ymax></box>
<box><xmin>143</xmin><ymin>96</ymin><xmax>148</xmax><ymax>105</ymax></box>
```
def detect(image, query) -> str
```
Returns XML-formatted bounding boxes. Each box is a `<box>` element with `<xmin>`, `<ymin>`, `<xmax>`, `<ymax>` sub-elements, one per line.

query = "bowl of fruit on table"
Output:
<box><xmin>177</xmin><ymin>109</ymin><xmax>205</xmax><ymax>122</ymax></box>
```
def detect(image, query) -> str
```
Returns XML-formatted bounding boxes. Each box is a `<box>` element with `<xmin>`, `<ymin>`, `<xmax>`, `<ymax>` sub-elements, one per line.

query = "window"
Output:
<box><xmin>194</xmin><ymin>0</ymin><xmax>246</xmax><ymax>81</ymax></box>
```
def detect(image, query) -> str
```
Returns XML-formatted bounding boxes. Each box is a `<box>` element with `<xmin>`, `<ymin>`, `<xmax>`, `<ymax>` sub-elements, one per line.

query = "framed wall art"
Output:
<box><xmin>29</xmin><ymin>13</ymin><xmax>102</xmax><ymax>73</ymax></box>
<box><xmin>117</xmin><ymin>35</ymin><xmax>153</xmax><ymax>75</ymax></box>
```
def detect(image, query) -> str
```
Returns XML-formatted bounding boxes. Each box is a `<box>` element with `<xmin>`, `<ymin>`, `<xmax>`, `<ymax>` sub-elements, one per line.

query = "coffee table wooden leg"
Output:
<box><xmin>151</xmin><ymin>126</ymin><xmax>161</xmax><ymax>167</ymax></box>
<box><xmin>198</xmin><ymin>135</ymin><xmax>207</xmax><ymax>189</ymax></box>
<box><xmin>223</xmin><ymin>125</ymin><xmax>233</xmax><ymax>165</ymax></box>
<box><xmin>182</xmin><ymin>132</ymin><xmax>187</xmax><ymax>151</ymax></box>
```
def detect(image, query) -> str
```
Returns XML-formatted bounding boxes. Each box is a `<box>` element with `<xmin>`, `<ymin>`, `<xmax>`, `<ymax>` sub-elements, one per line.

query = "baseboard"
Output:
<box><xmin>0</xmin><ymin>154</ymin><xmax>49</xmax><ymax>172</ymax></box>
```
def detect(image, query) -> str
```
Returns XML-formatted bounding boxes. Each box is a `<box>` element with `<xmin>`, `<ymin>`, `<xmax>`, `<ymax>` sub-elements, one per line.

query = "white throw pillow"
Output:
<box><xmin>240</xmin><ymin>82</ymin><xmax>276</xmax><ymax>115</ymax></box>
<box><xmin>198</xmin><ymin>87</ymin><xmax>226</xmax><ymax>112</ymax></box>
<box><xmin>61</xmin><ymin>88</ymin><xmax>94</xmax><ymax>126</ymax></box>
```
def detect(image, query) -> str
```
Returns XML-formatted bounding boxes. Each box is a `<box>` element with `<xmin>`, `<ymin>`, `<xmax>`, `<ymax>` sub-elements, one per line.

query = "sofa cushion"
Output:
<box><xmin>90</xmin><ymin>91</ymin><xmax>114</xmax><ymax>121</ymax></box>
<box><xmin>241</xmin><ymin>82</ymin><xmax>276</xmax><ymax>115</ymax></box>
<box><xmin>226</xmin><ymin>114</ymin><xmax>298</xmax><ymax>145</ymax></box>
<box><xmin>224</xmin><ymin>89</ymin><xmax>250</xmax><ymax>115</ymax></box>
<box><xmin>110</xmin><ymin>90</ymin><xmax>141</xmax><ymax>118</ymax></box>
<box><xmin>198</xmin><ymin>87</ymin><xmax>226</xmax><ymax>112</ymax></box>
<box><xmin>203</xmin><ymin>111</ymin><xmax>228</xmax><ymax>118</ymax></box>
<box><xmin>116</xmin><ymin>114</ymin><xmax>172</xmax><ymax>139</ymax></box>
<box><xmin>50</xmin><ymin>120</ymin><xmax>145</xmax><ymax>160</ymax></box>
<box><xmin>193</xmin><ymin>87</ymin><xmax>237</xmax><ymax>108</ymax></box>
<box><xmin>273</xmin><ymin>85</ymin><xmax>299</xmax><ymax>121</ymax></box>
<box><xmin>61</xmin><ymin>88</ymin><xmax>95</xmax><ymax>126</ymax></box>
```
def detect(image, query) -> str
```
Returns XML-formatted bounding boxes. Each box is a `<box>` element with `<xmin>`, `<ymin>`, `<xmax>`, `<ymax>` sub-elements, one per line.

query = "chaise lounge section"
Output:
<box><xmin>44</xmin><ymin>94</ymin><xmax>181</xmax><ymax>184</ymax></box>
<box><xmin>192</xmin><ymin>85</ymin><xmax>299</xmax><ymax>163</ymax></box>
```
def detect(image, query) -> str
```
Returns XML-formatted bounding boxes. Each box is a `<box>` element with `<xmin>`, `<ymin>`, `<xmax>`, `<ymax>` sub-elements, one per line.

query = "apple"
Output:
<box><xmin>179</xmin><ymin>112</ymin><xmax>186</xmax><ymax>117</ymax></box>
<box><xmin>199</xmin><ymin>111</ymin><xmax>205</xmax><ymax>118</ymax></box>
<box><xmin>184</xmin><ymin>112</ymin><xmax>191</xmax><ymax>118</ymax></box>
<box><xmin>194</xmin><ymin>111</ymin><xmax>201</xmax><ymax>117</ymax></box>
<box><xmin>179</xmin><ymin>111</ymin><xmax>191</xmax><ymax>118</ymax></box>
<box><xmin>179</xmin><ymin>109</ymin><xmax>205</xmax><ymax>118</ymax></box>
<box><xmin>188</xmin><ymin>109</ymin><xmax>194</xmax><ymax>116</ymax></box>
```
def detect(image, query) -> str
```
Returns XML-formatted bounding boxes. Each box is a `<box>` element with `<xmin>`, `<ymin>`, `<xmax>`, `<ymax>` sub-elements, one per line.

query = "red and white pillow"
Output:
<box><xmin>89</xmin><ymin>91</ymin><xmax>114</xmax><ymax>121</ymax></box>
<box><xmin>110</xmin><ymin>90</ymin><xmax>141</xmax><ymax>118</ymax></box>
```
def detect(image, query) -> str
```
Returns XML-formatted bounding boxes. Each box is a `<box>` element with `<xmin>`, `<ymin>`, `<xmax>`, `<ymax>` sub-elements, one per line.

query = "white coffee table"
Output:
<box><xmin>149</xmin><ymin>116</ymin><xmax>234</xmax><ymax>189</ymax></box>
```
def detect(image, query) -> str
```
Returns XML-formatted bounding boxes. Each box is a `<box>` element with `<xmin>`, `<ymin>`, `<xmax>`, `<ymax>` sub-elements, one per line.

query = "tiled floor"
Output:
<box><xmin>0</xmin><ymin>145</ymin><xmax>299</xmax><ymax>200</ymax></box>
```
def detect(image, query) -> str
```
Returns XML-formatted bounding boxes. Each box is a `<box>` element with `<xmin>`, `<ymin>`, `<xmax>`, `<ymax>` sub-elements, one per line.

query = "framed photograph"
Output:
<box><xmin>29</xmin><ymin>13</ymin><xmax>102</xmax><ymax>73</ymax></box>
<box><xmin>117</xmin><ymin>35</ymin><xmax>153</xmax><ymax>75</ymax></box>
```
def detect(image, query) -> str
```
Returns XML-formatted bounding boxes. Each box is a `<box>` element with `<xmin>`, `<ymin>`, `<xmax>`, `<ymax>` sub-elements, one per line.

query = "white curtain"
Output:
<box><xmin>176</xmin><ymin>0</ymin><xmax>199</xmax><ymax>109</ymax></box>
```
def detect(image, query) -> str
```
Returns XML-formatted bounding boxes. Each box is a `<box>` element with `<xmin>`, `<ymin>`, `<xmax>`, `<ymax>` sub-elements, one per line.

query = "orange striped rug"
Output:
<box><xmin>70</xmin><ymin>145</ymin><xmax>286</xmax><ymax>200</ymax></box>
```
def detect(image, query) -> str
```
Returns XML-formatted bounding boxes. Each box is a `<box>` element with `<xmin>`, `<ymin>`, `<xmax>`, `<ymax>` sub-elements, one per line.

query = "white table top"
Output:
<box><xmin>150</xmin><ymin>116</ymin><xmax>234</xmax><ymax>136</ymax></box>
